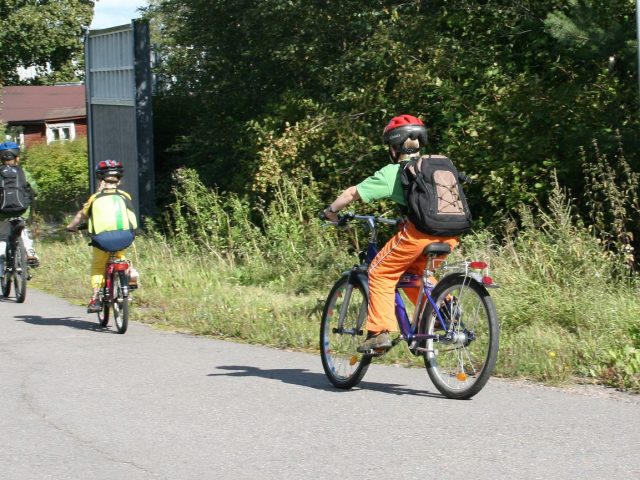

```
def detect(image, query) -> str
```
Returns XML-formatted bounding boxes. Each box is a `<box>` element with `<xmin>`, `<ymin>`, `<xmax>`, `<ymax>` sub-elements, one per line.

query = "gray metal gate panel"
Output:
<box><xmin>85</xmin><ymin>21</ymin><xmax>154</xmax><ymax>219</ymax></box>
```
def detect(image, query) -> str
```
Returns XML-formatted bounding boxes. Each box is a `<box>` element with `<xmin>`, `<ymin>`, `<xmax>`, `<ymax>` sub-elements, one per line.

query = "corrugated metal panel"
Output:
<box><xmin>85</xmin><ymin>21</ymin><xmax>155</xmax><ymax>219</ymax></box>
<box><xmin>90</xmin><ymin>105</ymin><xmax>139</xmax><ymax>202</ymax></box>
<box><xmin>87</xmin><ymin>27</ymin><xmax>135</xmax><ymax>106</ymax></box>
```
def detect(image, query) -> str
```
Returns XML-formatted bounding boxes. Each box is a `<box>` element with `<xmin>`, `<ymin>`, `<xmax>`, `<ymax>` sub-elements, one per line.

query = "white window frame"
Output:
<box><xmin>46</xmin><ymin>122</ymin><xmax>76</xmax><ymax>144</ymax></box>
<box><xmin>5</xmin><ymin>132</ymin><xmax>24</xmax><ymax>146</ymax></box>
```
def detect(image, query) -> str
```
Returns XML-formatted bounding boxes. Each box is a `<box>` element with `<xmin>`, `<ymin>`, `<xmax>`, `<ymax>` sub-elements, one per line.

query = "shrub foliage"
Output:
<box><xmin>21</xmin><ymin>140</ymin><xmax>88</xmax><ymax>218</ymax></box>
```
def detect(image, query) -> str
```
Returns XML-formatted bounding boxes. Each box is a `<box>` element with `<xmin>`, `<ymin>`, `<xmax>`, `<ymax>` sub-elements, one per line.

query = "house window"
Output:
<box><xmin>5</xmin><ymin>126</ymin><xmax>24</xmax><ymax>147</ymax></box>
<box><xmin>46</xmin><ymin>122</ymin><xmax>76</xmax><ymax>144</ymax></box>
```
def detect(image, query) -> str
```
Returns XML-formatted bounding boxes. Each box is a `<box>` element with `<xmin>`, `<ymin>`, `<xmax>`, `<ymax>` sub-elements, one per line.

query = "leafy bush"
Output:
<box><xmin>21</xmin><ymin>140</ymin><xmax>89</xmax><ymax>218</ymax></box>
<box><xmin>159</xmin><ymin>167</ymin><xmax>352</xmax><ymax>291</ymax></box>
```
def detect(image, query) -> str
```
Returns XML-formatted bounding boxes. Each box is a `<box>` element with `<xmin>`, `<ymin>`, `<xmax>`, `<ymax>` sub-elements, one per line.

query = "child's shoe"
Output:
<box><xmin>27</xmin><ymin>249</ymin><xmax>40</xmax><ymax>267</ymax></box>
<box><xmin>357</xmin><ymin>331</ymin><xmax>392</xmax><ymax>353</ymax></box>
<box><xmin>128</xmin><ymin>267</ymin><xmax>139</xmax><ymax>289</ymax></box>
<box><xmin>87</xmin><ymin>297</ymin><xmax>102</xmax><ymax>313</ymax></box>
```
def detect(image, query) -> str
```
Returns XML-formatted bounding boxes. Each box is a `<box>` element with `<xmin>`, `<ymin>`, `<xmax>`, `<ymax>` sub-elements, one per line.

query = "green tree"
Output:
<box><xmin>148</xmin><ymin>0</ymin><xmax>639</xmax><ymax>231</ymax></box>
<box><xmin>0</xmin><ymin>0</ymin><xmax>94</xmax><ymax>84</ymax></box>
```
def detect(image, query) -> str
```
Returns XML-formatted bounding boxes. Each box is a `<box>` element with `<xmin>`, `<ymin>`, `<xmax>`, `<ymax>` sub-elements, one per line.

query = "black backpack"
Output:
<box><xmin>400</xmin><ymin>155</ymin><xmax>473</xmax><ymax>236</ymax></box>
<box><xmin>0</xmin><ymin>164</ymin><xmax>32</xmax><ymax>214</ymax></box>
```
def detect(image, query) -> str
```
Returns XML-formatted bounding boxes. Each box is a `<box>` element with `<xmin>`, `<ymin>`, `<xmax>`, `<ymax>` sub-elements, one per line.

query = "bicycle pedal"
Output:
<box><xmin>362</xmin><ymin>348</ymin><xmax>387</xmax><ymax>357</ymax></box>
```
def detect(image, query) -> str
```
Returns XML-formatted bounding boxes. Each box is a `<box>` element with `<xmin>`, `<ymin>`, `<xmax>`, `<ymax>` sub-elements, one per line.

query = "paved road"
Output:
<box><xmin>1</xmin><ymin>289</ymin><xmax>639</xmax><ymax>480</ymax></box>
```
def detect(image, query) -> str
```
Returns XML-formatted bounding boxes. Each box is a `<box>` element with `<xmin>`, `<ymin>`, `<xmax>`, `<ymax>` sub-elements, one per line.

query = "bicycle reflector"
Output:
<box><xmin>468</xmin><ymin>261</ymin><xmax>497</xmax><ymax>287</ymax></box>
<box><xmin>113</xmin><ymin>262</ymin><xmax>129</xmax><ymax>271</ymax></box>
<box><xmin>481</xmin><ymin>276</ymin><xmax>494</xmax><ymax>286</ymax></box>
<box><xmin>469</xmin><ymin>261</ymin><xmax>487</xmax><ymax>269</ymax></box>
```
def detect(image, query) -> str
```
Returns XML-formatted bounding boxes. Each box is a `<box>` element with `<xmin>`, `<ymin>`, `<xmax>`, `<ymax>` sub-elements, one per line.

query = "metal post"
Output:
<box><xmin>637</xmin><ymin>0</ymin><xmax>640</xmax><ymax>101</ymax></box>
<box><xmin>83</xmin><ymin>26</ymin><xmax>95</xmax><ymax>194</ymax></box>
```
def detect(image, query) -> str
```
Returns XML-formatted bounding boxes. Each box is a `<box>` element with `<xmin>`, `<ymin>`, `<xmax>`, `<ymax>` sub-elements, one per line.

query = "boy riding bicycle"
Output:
<box><xmin>0</xmin><ymin>141</ymin><xmax>39</xmax><ymax>276</ymax></box>
<box><xmin>323</xmin><ymin>115</ymin><xmax>461</xmax><ymax>352</ymax></box>
<box><xmin>66</xmin><ymin>160</ymin><xmax>138</xmax><ymax>313</ymax></box>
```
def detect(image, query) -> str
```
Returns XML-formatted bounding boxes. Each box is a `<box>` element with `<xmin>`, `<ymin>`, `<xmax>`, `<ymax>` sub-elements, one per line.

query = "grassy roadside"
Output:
<box><xmin>31</xmin><ymin>233</ymin><xmax>425</xmax><ymax>367</ymax></box>
<box><xmin>30</xmin><ymin>224</ymin><xmax>640</xmax><ymax>393</ymax></box>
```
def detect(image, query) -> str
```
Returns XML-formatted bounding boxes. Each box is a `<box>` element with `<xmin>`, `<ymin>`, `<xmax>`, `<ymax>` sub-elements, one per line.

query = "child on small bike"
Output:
<box><xmin>0</xmin><ymin>141</ymin><xmax>39</xmax><ymax>276</ymax></box>
<box><xmin>66</xmin><ymin>160</ymin><xmax>138</xmax><ymax>313</ymax></box>
<box><xmin>323</xmin><ymin>115</ymin><xmax>460</xmax><ymax>352</ymax></box>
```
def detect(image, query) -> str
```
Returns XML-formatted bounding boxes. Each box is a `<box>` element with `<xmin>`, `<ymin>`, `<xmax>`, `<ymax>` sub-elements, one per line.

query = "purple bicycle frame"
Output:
<box><xmin>365</xmin><ymin>238</ymin><xmax>446</xmax><ymax>342</ymax></box>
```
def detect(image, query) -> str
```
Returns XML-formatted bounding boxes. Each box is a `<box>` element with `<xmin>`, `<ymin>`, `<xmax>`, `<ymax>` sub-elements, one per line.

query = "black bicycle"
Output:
<box><xmin>1</xmin><ymin>217</ymin><xmax>29</xmax><ymax>303</ymax></box>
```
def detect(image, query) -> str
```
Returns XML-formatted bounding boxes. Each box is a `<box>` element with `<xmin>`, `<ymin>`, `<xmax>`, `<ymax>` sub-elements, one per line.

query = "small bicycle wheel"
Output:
<box><xmin>320</xmin><ymin>274</ymin><xmax>371</xmax><ymax>389</ymax></box>
<box><xmin>421</xmin><ymin>274</ymin><xmax>499</xmax><ymax>399</ymax></box>
<box><xmin>97</xmin><ymin>289</ymin><xmax>109</xmax><ymax>327</ymax></box>
<box><xmin>0</xmin><ymin>248</ymin><xmax>13</xmax><ymax>298</ymax></box>
<box><xmin>13</xmin><ymin>238</ymin><xmax>28</xmax><ymax>303</ymax></box>
<box><xmin>112</xmin><ymin>274</ymin><xmax>129</xmax><ymax>334</ymax></box>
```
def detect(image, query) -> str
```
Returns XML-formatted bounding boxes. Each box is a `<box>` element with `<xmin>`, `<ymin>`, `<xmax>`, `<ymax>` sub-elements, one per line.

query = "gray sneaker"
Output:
<box><xmin>357</xmin><ymin>331</ymin><xmax>392</xmax><ymax>353</ymax></box>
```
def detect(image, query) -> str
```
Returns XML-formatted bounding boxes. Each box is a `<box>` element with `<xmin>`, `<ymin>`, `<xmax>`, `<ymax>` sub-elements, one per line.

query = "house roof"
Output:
<box><xmin>0</xmin><ymin>85</ymin><xmax>86</xmax><ymax>123</ymax></box>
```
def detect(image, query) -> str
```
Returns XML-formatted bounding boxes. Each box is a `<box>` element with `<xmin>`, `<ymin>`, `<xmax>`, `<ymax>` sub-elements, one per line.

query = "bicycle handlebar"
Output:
<box><xmin>66</xmin><ymin>222</ymin><xmax>88</xmax><ymax>233</ymax></box>
<box><xmin>320</xmin><ymin>211</ymin><xmax>402</xmax><ymax>228</ymax></box>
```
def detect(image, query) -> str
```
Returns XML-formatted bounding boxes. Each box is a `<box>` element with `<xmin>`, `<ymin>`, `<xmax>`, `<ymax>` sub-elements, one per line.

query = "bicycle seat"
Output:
<box><xmin>423</xmin><ymin>242</ymin><xmax>451</xmax><ymax>256</ymax></box>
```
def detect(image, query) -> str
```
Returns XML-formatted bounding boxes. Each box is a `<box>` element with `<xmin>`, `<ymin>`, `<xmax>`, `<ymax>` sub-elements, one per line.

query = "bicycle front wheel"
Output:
<box><xmin>97</xmin><ymin>288</ymin><xmax>109</xmax><ymax>327</ymax></box>
<box><xmin>1</xmin><ymin>252</ymin><xmax>11</xmax><ymax>298</ymax></box>
<box><xmin>421</xmin><ymin>274</ymin><xmax>499</xmax><ymax>399</ymax></box>
<box><xmin>13</xmin><ymin>238</ymin><xmax>28</xmax><ymax>303</ymax></box>
<box><xmin>112</xmin><ymin>274</ymin><xmax>129</xmax><ymax>334</ymax></box>
<box><xmin>320</xmin><ymin>274</ymin><xmax>371</xmax><ymax>389</ymax></box>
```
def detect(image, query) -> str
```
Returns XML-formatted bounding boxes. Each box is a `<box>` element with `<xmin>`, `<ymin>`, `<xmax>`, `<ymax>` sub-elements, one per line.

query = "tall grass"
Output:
<box><xmin>486</xmin><ymin>179</ymin><xmax>640</xmax><ymax>389</ymax></box>
<box><xmin>32</xmin><ymin>171</ymin><xmax>640</xmax><ymax>392</ymax></box>
<box><xmin>33</xmin><ymin>234</ymin><xmax>324</xmax><ymax>350</ymax></box>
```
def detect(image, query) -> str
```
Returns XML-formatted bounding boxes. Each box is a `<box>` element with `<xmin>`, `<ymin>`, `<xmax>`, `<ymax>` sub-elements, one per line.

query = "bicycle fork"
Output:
<box><xmin>333</xmin><ymin>270</ymin><xmax>367</xmax><ymax>336</ymax></box>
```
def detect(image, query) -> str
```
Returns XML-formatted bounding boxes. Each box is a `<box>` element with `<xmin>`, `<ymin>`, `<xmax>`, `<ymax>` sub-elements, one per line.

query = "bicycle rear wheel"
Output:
<box><xmin>421</xmin><ymin>274</ymin><xmax>499</xmax><ymax>399</ymax></box>
<box><xmin>13</xmin><ymin>238</ymin><xmax>28</xmax><ymax>303</ymax></box>
<box><xmin>112</xmin><ymin>274</ymin><xmax>129</xmax><ymax>334</ymax></box>
<box><xmin>320</xmin><ymin>274</ymin><xmax>371</xmax><ymax>389</ymax></box>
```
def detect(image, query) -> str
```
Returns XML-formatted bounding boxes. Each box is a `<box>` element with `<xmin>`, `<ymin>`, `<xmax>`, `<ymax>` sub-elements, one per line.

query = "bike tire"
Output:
<box><xmin>13</xmin><ymin>238</ymin><xmax>28</xmax><ymax>303</ymax></box>
<box><xmin>112</xmin><ymin>274</ymin><xmax>129</xmax><ymax>334</ymax></box>
<box><xmin>97</xmin><ymin>288</ymin><xmax>109</xmax><ymax>327</ymax></box>
<box><xmin>320</xmin><ymin>274</ymin><xmax>371</xmax><ymax>389</ymax></box>
<box><xmin>420</xmin><ymin>274</ymin><xmax>499</xmax><ymax>399</ymax></box>
<box><xmin>1</xmin><ymin>245</ymin><xmax>11</xmax><ymax>297</ymax></box>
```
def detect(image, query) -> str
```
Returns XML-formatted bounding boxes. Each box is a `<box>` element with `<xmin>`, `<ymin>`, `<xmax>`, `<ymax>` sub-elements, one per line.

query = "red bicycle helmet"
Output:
<box><xmin>96</xmin><ymin>159</ymin><xmax>124</xmax><ymax>179</ymax></box>
<box><xmin>382</xmin><ymin>114</ymin><xmax>428</xmax><ymax>155</ymax></box>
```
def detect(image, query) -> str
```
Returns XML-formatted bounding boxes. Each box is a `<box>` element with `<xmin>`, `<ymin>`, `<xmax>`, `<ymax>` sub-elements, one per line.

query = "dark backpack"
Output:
<box><xmin>400</xmin><ymin>155</ymin><xmax>473</xmax><ymax>236</ymax></box>
<box><xmin>0</xmin><ymin>164</ymin><xmax>32</xmax><ymax>214</ymax></box>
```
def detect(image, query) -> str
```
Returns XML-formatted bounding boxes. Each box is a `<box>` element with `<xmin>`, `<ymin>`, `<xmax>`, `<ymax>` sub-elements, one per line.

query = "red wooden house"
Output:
<box><xmin>0</xmin><ymin>85</ymin><xmax>87</xmax><ymax>148</ymax></box>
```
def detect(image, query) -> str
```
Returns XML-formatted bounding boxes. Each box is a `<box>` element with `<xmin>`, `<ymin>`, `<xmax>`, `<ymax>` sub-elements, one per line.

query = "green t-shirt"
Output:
<box><xmin>356</xmin><ymin>162</ymin><xmax>407</xmax><ymax>206</ymax></box>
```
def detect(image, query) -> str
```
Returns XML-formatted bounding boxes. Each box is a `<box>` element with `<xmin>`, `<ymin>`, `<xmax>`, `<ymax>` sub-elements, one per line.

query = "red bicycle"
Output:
<box><xmin>67</xmin><ymin>224</ymin><xmax>136</xmax><ymax>334</ymax></box>
<box><xmin>96</xmin><ymin>253</ymin><xmax>132</xmax><ymax>334</ymax></box>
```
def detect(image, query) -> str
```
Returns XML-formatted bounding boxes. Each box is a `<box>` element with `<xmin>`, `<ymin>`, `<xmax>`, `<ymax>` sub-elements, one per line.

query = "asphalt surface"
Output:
<box><xmin>1</xmin><ymin>288</ymin><xmax>639</xmax><ymax>480</ymax></box>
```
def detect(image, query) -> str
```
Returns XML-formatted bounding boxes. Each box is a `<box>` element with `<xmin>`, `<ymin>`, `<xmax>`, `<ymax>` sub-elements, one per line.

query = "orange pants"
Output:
<box><xmin>366</xmin><ymin>221</ymin><xmax>458</xmax><ymax>333</ymax></box>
